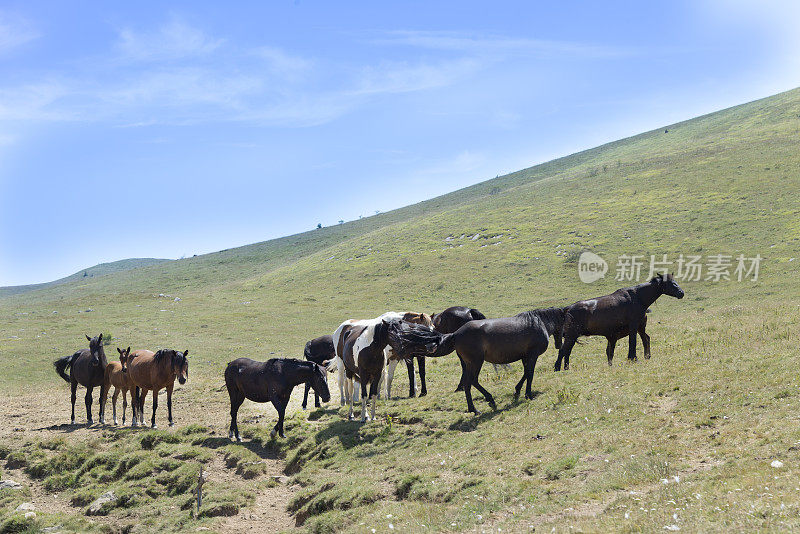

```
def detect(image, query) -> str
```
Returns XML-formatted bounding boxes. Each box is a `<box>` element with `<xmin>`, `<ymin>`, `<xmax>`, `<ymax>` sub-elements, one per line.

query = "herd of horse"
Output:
<box><xmin>53</xmin><ymin>273</ymin><xmax>684</xmax><ymax>439</ymax></box>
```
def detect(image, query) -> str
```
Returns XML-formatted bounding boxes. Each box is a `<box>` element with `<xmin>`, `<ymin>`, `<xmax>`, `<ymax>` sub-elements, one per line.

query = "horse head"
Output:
<box><xmin>402</xmin><ymin>311</ymin><xmax>434</xmax><ymax>327</ymax></box>
<box><xmin>653</xmin><ymin>273</ymin><xmax>684</xmax><ymax>299</ymax></box>
<box><xmin>310</xmin><ymin>363</ymin><xmax>331</xmax><ymax>403</ymax></box>
<box><xmin>117</xmin><ymin>346</ymin><xmax>131</xmax><ymax>372</ymax></box>
<box><xmin>174</xmin><ymin>350</ymin><xmax>189</xmax><ymax>384</ymax></box>
<box><xmin>86</xmin><ymin>334</ymin><xmax>106</xmax><ymax>367</ymax></box>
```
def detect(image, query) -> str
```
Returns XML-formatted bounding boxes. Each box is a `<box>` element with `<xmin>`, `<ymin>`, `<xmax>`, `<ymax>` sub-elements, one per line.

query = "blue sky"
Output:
<box><xmin>1</xmin><ymin>1</ymin><xmax>799</xmax><ymax>286</ymax></box>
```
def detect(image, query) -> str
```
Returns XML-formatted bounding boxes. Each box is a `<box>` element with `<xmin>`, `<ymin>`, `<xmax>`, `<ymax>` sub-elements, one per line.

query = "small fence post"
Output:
<box><xmin>196</xmin><ymin>465</ymin><xmax>204</xmax><ymax>517</ymax></box>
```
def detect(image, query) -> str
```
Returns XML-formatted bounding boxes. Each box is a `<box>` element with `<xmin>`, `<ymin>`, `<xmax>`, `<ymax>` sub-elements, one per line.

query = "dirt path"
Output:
<box><xmin>1</xmin><ymin>388</ymin><xmax>301</xmax><ymax>532</ymax></box>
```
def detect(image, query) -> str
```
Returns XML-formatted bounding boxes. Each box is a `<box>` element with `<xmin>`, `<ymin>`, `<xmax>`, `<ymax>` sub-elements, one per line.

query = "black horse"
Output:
<box><xmin>302</xmin><ymin>335</ymin><xmax>336</xmax><ymax>409</ymax></box>
<box><xmin>54</xmin><ymin>334</ymin><xmax>108</xmax><ymax>425</ymax></box>
<box><xmin>554</xmin><ymin>273</ymin><xmax>684</xmax><ymax>371</ymax></box>
<box><xmin>390</xmin><ymin>308</ymin><xmax>563</xmax><ymax>413</ymax></box>
<box><xmin>432</xmin><ymin>306</ymin><xmax>486</xmax><ymax>391</ymax></box>
<box><xmin>225</xmin><ymin>358</ymin><xmax>330</xmax><ymax>440</ymax></box>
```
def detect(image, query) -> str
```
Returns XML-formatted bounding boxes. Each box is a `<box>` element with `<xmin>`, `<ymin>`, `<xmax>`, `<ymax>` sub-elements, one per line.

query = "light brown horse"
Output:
<box><xmin>101</xmin><ymin>347</ymin><xmax>134</xmax><ymax>425</ymax></box>
<box><xmin>127</xmin><ymin>348</ymin><xmax>189</xmax><ymax>428</ymax></box>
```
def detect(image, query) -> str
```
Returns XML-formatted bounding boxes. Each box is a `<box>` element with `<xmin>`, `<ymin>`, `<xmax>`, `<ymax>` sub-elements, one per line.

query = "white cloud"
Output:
<box><xmin>0</xmin><ymin>12</ymin><xmax>39</xmax><ymax>54</ymax></box>
<box><xmin>371</xmin><ymin>30</ymin><xmax>630</xmax><ymax>59</ymax></box>
<box><xmin>254</xmin><ymin>46</ymin><xmax>312</xmax><ymax>76</ymax></box>
<box><xmin>117</xmin><ymin>19</ymin><xmax>223</xmax><ymax>61</ymax></box>
<box><xmin>351</xmin><ymin>58</ymin><xmax>480</xmax><ymax>96</ymax></box>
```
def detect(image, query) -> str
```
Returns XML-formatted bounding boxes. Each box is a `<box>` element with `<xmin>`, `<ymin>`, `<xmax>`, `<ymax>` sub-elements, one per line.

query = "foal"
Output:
<box><xmin>101</xmin><ymin>347</ymin><xmax>135</xmax><ymax>425</ymax></box>
<box><xmin>54</xmin><ymin>334</ymin><xmax>108</xmax><ymax>425</ymax></box>
<box><xmin>225</xmin><ymin>358</ymin><xmax>330</xmax><ymax>440</ymax></box>
<box><xmin>127</xmin><ymin>349</ymin><xmax>189</xmax><ymax>428</ymax></box>
<box><xmin>554</xmin><ymin>273</ymin><xmax>684</xmax><ymax>371</ymax></box>
<box><xmin>302</xmin><ymin>335</ymin><xmax>336</xmax><ymax>409</ymax></box>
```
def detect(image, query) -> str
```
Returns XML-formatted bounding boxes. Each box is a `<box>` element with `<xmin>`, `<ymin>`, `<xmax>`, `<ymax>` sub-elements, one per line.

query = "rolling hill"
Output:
<box><xmin>0</xmin><ymin>258</ymin><xmax>171</xmax><ymax>298</ymax></box>
<box><xmin>1</xmin><ymin>87</ymin><xmax>799</xmax><ymax>532</ymax></box>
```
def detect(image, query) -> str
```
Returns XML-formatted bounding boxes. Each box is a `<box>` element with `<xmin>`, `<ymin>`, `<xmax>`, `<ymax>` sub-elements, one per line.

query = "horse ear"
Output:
<box><xmin>117</xmin><ymin>347</ymin><xmax>123</xmax><ymax>355</ymax></box>
<box><xmin>86</xmin><ymin>334</ymin><xmax>91</xmax><ymax>341</ymax></box>
<box><xmin>183</xmin><ymin>349</ymin><xmax>189</xmax><ymax>357</ymax></box>
<box><xmin>127</xmin><ymin>346</ymin><xmax>131</xmax><ymax>353</ymax></box>
<box><xmin>98</xmin><ymin>333</ymin><xmax>103</xmax><ymax>342</ymax></box>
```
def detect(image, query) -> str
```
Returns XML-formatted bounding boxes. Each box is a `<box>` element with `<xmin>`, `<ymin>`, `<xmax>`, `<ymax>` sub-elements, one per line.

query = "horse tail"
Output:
<box><xmin>54</xmin><ymin>352</ymin><xmax>78</xmax><ymax>383</ymax></box>
<box><xmin>387</xmin><ymin>322</ymin><xmax>457</xmax><ymax>358</ymax></box>
<box><xmin>469</xmin><ymin>309</ymin><xmax>486</xmax><ymax>321</ymax></box>
<box><xmin>303</xmin><ymin>340</ymin><xmax>313</xmax><ymax>361</ymax></box>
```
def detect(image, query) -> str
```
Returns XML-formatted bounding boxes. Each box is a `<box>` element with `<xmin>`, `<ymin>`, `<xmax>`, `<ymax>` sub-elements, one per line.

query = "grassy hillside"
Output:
<box><xmin>0</xmin><ymin>258</ymin><xmax>171</xmax><ymax>298</ymax></box>
<box><xmin>1</xmin><ymin>87</ymin><xmax>799</xmax><ymax>533</ymax></box>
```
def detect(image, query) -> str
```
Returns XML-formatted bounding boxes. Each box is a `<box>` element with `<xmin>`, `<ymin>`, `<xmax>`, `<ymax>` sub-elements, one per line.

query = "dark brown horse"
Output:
<box><xmin>432</xmin><ymin>307</ymin><xmax>485</xmax><ymax>392</ymax></box>
<box><xmin>389</xmin><ymin>308</ymin><xmax>563</xmax><ymax>413</ymax></box>
<box><xmin>554</xmin><ymin>273</ymin><xmax>684</xmax><ymax>371</ymax></box>
<box><xmin>54</xmin><ymin>334</ymin><xmax>108</xmax><ymax>425</ymax></box>
<box><xmin>225</xmin><ymin>358</ymin><xmax>330</xmax><ymax>440</ymax></box>
<box><xmin>127</xmin><ymin>349</ymin><xmax>189</xmax><ymax>428</ymax></box>
<box><xmin>101</xmin><ymin>347</ymin><xmax>134</xmax><ymax>425</ymax></box>
<box><xmin>302</xmin><ymin>335</ymin><xmax>336</xmax><ymax>409</ymax></box>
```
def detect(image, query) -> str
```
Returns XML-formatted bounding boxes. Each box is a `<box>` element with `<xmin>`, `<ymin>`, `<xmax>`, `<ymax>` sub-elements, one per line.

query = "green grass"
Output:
<box><xmin>2</xmin><ymin>87</ymin><xmax>800</xmax><ymax>531</ymax></box>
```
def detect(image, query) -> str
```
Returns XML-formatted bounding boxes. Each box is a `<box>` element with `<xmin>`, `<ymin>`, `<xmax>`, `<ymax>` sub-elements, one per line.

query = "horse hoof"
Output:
<box><xmin>236</xmin><ymin>436</ymin><xmax>242</xmax><ymax>443</ymax></box>
<box><xmin>279</xmin><ymin>433</ymin><xmax>286</xmax><ymax>439</ymax></box>
<box><xmin>169</xmin><ymin>422</ymin><xmax>174</xmax><ymax>427</ymax></box>
<box><xmin>419</xmin><ymin>391</ymin><xmax>427</xmax><ymax>397</ymax></box>
<box><xmin>151</xmin><ymin>424</ymin><xmax>157</xmax><ymax>429</ymax></box>
<box><xmin>270</xmin><ymin>429</ymin><xmax>277</xmax><ymax>439</ymax></box>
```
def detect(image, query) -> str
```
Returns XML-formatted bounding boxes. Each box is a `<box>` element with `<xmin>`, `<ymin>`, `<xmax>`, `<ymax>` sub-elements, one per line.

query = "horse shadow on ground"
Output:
<box><xmin>194</xmin><ymin>435</ymin><xmax>282</xmax><ymax>461</ymax></box>
<box><xmin>32</xmin><ymin>423</ymin><xmax>107</xmax><ymax>434</ymax></box>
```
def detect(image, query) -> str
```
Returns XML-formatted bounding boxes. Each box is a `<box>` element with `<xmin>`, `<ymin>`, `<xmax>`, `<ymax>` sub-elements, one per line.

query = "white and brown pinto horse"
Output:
<box><xmin>330</xmin><ymin>312</ymin><xmax>428</xmax><ymax>421</ymax></box>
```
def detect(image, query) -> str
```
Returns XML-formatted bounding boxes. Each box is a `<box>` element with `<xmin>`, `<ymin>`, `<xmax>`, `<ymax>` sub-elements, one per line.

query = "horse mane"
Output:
<box><xmin>153</xmin><ymin>349</ymin><xmax>175</xmax><ymax>362</ymax></box>
<box><xmin>516</xmin><ymin>307</ymin><xmax>567</xmax><ymax>335</ymax></box>
<box><xmin>387</xmin><ymin>321</ymin><xmax>441</xmax><ymax>356</ymax></box>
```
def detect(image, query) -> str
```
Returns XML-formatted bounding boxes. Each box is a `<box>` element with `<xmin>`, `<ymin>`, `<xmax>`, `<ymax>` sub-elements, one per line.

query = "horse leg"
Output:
<box><xmin>554</xmin><ymin>333</ymin><xmax>563</xmax><ymax>350</ymax></box>
<box><xmin>385</xmin><ymin>359</ymin><xmax>398</xmax><ymax>399</ymax></box>
<box><xmin>227</xmin><ymin>387</ymin><xmax>244</xmax><ymax>441</ymax></box>
<box><xmin>98</xmin><ymin>383</ymin><xmax>105</xmax><ymax>424</ymax></box>
<box><xmin>131</xmin><ymin>387</ymin><xmax>139</xmax><ymax>427</ymax></box>
<box><xmin>470</xmin><ymin>363</ymin><xmax>496</xmax><ymax>410</ymax></box>
<box><xmin>166</xmin><ymin>384</ymin><xmax>174</xmax><ymax>427</ymax></box>
<box><xmin>369</xmin><ymin>379</ymin><xmax>380</xmax><ymax>422</ymax></box>
<box><xmin>514</xmin><ymin>356</ymin><xmax>536</xmax><ymax>400</ymax></box>
<box><xmin>302</xmin><ymin>383</ymin><xmax>310</xmax><ymax>410</ymax></box>
<box><xmin>627</xmin><ymin>323</ymin><xmax>639</xmax><ymax>361</ymax></box>
<box><xmin>360</xmin><ymin>379</ymin><xmax>369</xmax><ymax>422</ymax></box>
<box><xmin>150</xmin><ymin>388</ymin><xmax>159</xmax><ymax>428</ymax></box>
<box><xmin>418</xmin><ymin>356</ymin><xmax>427</xmax><ymax>397</ymax></box>
<box><xmin>140</xmin><ymin>390</ymin><xmax>149</xmax><ymax>426</ymax></box>
<box><xmin>70</xmin><ymin>381</ymin><xmax>78</xmax><ymax>425</ymax></box>
<box><xmin>405</xmin><ymin>358</ymin><xmax>416</xmax><ymax>398</ymax></box>
<box><xmin>271</xmin><ymin>396</ymin><xmax>288</xmax><ymax>438</ymax></box>
<box><xmin>514</xmin><ymin>370</ymin><xmax>527</xmax><ymax>400</ymax></box>
<box><xmin>524</xmin><ymin>355</ymin><xmax>538</xmax><ymax>400</ymax></box>
<box><xmin>455</xmin><ymin>357</ymin><xmax>468</xmax><ymax>392</ymax></box>
<box><xmin>85</xmin><ymin>387</ymin><xmax>94</xmax><ymax>426</ymax></box>
<box><xmin>639</xmin><ymin>325</ymin><xmax>651</xmax><ymax>359</ymax></box>
<box><xmin>348</xmin><ymin>379</ymin><xmax>357</xmax><ymax>421</ymax></box>
<box><xmin>121</xmin><ymin>389</ymin><xmax>127</xmax><ymax>425</ymax></box>
<box><xmin>556</xmin><ymin>337</ymin><xmax>577</xmax><ymax>371</ymax></box>
<box><xmin>111</xmin><ymin>388</ymin><xmax>119</xmax><ymax>425</ymax></box>
<box><xmin>338</xmin><ymin>364</ymin><xmax>346</xmax><ymax>406</ymax></box>
<box><xmin>606</xmin><ymin>337</ymin><xmax>617</xmax><ymax>367</ymax></box>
